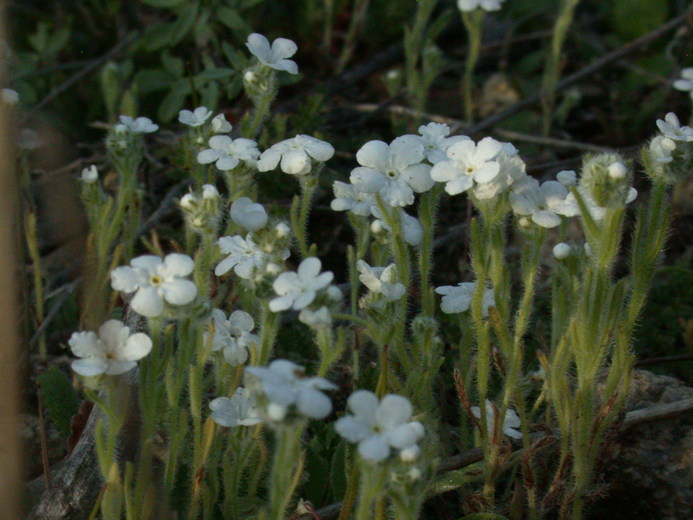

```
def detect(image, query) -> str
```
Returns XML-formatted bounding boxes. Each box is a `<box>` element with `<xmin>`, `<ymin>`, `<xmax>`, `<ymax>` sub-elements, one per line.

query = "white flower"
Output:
<box><xmin>509</xmin><ymin>177</ymin><xmax>578</xmax><ymax>228</ymax></box>
<box><xmin>472</xmin><ymin>141</ymin><xmax>527</xmax><ymax>200</ymax></box>
<box><xmin>299</xmin><ymin>306</ymin><xmax>332</xmax><ymax>329</ymax></box>
<box><xmin>69</xmin><ymin>320</ymin><xmax>152</xmax><ymax>376</ymax></box>
<box><xmin>556</xmin><ymin>170</ymin><xmax>577</xmax><ymax>186</ymax></box>
<box><xmin>435</xmin><ymin>282</ymin><xmax>495</xmax><ymax>316</ymax></box>
<box><xmin>230</xmin><ymin>197</ymin><xmax>268</xmax><ymax>232</ymax></box>
<box><xmin>335</xmin><ymin>391</ymin><xmax>424</xmax><ymax>462</ymax></box>
<box><xmin>430</xmin><ymin>137</ymin><xmax>503</xmax><ymax>196</ymax></box>
<box><xmin>350</xmin><ymin>135</ymin><xmax>433</xmax><ymax>207</ymax></box>
<box><xmin>209</xmin><ymin>387</ymin><xmax>262</xmax><ymax>427</ymax></box>
<box><xmin>471</xmin><ymin>400</ymin><xmax>522</xmax><ymax>440</ymax></box>
<box><xmin>553</xmin><ymin>243</ymin><xmax>571</xmax><ymax>260</ymax></box>
<box><xmin>205</xmin><ymin>309</ymin><xmax>258</xmax><ymax>366</ymax></box>
<box><xmin>246</xmin><ymin>33</ymin><xmax>298</xmax><ymax>74</ymax></box>
<box><xmin>178</xmin><ymin>106</ymin><xmax>213</xmax><ymax>127</ymax></box>
<box><xmin>656</xmin><ymin>112</ymin><xmax>693</xmax><ymax>142</ymax></box>
<box><xmin>417</xmin><ymin>123</ymin><xmax>469</xmax><ymax>164</ymax></box>
<box><xmin>244</xmin><ymin>359</ymin><xmax>336</xmax><ymax>421</ymax></box>
<box><xmin>257</xmin><ymin>135</ymin><xmax>334</xmax><ymax>175</ymax></box>
<box><xmin>211</xmin><ymin>113</ymin><xmax>233</xmax><ymax>134</ymax></box>
<box><xmin>111</xmin><ymin>254</ymin><xmax>197</xmax><ymax>318</ymax></box>
<box><xmin>197</xmin><ymin>135</ymin><xmax>260</xmax><ymax>171</ymax></box>
<box><xmin>673</xmin><ymin>67</ymin><xmax>693</xmax><ymax>100</ymax></box>
<box><xmin>115</xmin><ymin>115</ymin><xmax>159</xmax><ymax>134</ymax></box>
<box><xmin>649</xmin><ymin>136</ymin><xmax>676</xmax><ymax>164</ymax></box>
<box><xmin>370</xmin><ymin>207</ymin><xmax>424</xmax><ymax>246</ymax></box>
<box><xmin>270</xmin><ymin>257</ymin><xmax>334</xmax><ymax>312</ymax></box>
<box><xmin>330</xmin><ymin>181</ymin><xmax>375</xmax><ymax>216</ymax></box>
<box><xmin>215</xmin><ymin>234</ymin><xmax>267</xmax><ymax>279</ymax></box>
<box><xmin>80</xmin><ymin>165</ymin><xmax>98</xmax><ymax>183</ymax></box>
<box><xmin>356</xmin><ymin>260</ymin><xmax>406</xmax><ymax>301</ymax></box>
<box><xmin>458</xmin><ymin>0</ymin><xmax>506</xmax><ymax>12</ymax></box>
<box><xmin>1</xmin><ymin>88</ymin><xmax>19</xmax><ymax>105</ymax></box>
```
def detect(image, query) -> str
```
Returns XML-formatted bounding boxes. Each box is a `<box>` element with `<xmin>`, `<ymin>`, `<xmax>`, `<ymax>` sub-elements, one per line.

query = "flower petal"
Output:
<box><xmin>160</xmin><ymin>279</ymin><xmax>197</xmax><ymax>306</ymax></box>
<box><xmin>130</xmin><ymin>286</ymin><xmax>164</xmax><ymax>317</ymax></box>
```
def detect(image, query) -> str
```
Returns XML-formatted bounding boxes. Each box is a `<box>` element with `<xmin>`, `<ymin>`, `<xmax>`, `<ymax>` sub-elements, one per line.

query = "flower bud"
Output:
<box><xmin>579</xmin><ymin>153</ymin><xmax>633</xmax><ymax>208</ymax></box>
<box><xmin>80</xmin><ymin>165</ymin><xmax>99</xmax><ymax>183</ymax></box>
<box><xmin>553</xmin><ymin>243</ymin><xmax>571</xmax><ymax>260</ymax></box>
<box><xmin>607</xmin><ymin>161</ymin><xmax>627</xmax><ymax>180</ymax></box>
<box><xmin>274</xmin><ymin>222</ymin><xmax>291</xmax><ymax>238</ymax></box>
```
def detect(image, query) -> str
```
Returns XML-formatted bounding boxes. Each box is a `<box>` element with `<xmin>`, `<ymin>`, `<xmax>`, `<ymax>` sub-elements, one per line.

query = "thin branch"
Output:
<box><xmin>466</xmin><ymin>12</ymin><xmax>690</xmax><ymax>135</ymax></box>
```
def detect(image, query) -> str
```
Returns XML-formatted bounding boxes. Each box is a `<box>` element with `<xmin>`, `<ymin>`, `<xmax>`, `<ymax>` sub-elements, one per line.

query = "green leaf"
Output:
<box><xmin>161</xmin><ymin>52</ymin><xmax>184</xmax><ymax>77</ymax></box>
<box><xmin>158</xmin><ymin>88</ymin><xmax>187</xmax><ymax>122</ymax></box>
<box><xmin>216</xmin><ymin>6</ymin><xmax>252</xmax><ymax>36</ymax></box>
<box><xmin>612</xmin><ymin>0</ymin><xmax>668</xmax><ymax>40</ymax></box>
<box><xmin>140</xmin><ymin>0</ymin><xmax>186</xmax><ymax>7</ymax></box>
<box><xmin>197</xmin><ymin>68</ymin><xmax>234</xmax><ymax>81</ymax></box>
<box><xmin>37</xmin><ymin>367</ymin><xmax>80</xmax><ymax>438</ymax></box>
<box><xmin>135</xmin><ymin>69</ymin><xmax>175</xmax><ymax>93</ymax></box>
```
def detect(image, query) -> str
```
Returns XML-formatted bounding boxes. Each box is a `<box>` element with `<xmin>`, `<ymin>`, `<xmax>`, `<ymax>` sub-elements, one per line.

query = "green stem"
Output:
<box><xmin>461</xmin><ymin>10</ymin><xmax>484</xmax><ymax>122</ymax></box>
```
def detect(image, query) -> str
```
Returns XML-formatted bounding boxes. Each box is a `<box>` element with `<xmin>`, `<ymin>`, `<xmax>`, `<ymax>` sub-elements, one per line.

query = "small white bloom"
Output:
<box><xmin>230</xmin><ymin>197</ymin><xmax>268</xmax><ymax>232</ymax></box>
<box><xmin>80</xmin><ymin>165</ymin><xmax>99</xmax><ymax>183</ymax></box>
<box><xmin>556</xmin><ymin>170</ymin><xmax>577</xmax><ymax>186</ymax></box>
<box><xmin>330</xmin><ymin>181</ymin><xmax>375</xmax><ymax>216</ymax></box>
<box><xmin>246</xmin><ymin>33</ymin><xmax>299</xmax><ymax>74</ymax></box>
<box><xmin>205</xmin><ymin>309</ymin><xmax>258</xmax><ymax>366</ymax></box>
<box><xmin>673</xmin><ymin>67</ymin><xmax>693</xmax><ymax>100</ymax></box>
<box><xmin>211</xmin><ymin>113</ymin><xmax>233</xmax><ymax>134</ymax></box>
<box><xmin>197</xmin><ymin>135</ymin><xmax>260</xmax><ymax>171</ymax></box>
<box><xmin>430</xmin><ymin>137</ymin><xmax>503</xmax><ymax>196</ymax></box>
<box><xmin>370</xmin><ymin>207</ymin><xmax>424</xmax><ymax>246</ymax></box>
<box><xmin>656</xmin><ymin>112</ymin><xmax>693</xmax><ymax>142</ymax></box>
<box><xmin>471</xmin><ymin>399</ymin><xmax>522</xmax><ymax>439</ymax></box>
<box><xmin>115</xmin><ymin>115</ymin><xmax>159</xmax><ymax>134</ymax></box>
<box><xmin>458</xmin><ymin>0</ymin><xmax>506</xmax><ymax>12</ymax></box>
<box><xmin>257</xmin><ymin>135</ymin><xmax>334</xmax><ymax>175</ymax></box>
<box><xmin>1</xmin><ymin>88</ymin><xmax>19</xmax><ymax>105</ymax></box>
<box><xmin>244</xmin><ymin>359</ymin><xmax>336</xmax><ymax>420</ymax></box>
<box><xmin>435</xmin><ymin>282</ymin><xmax>495</xmax><ymax>316</ymax></box>
<box><xmin>69</xmin><ymin>320</ymin><xmax>152</xmax><ymax>376</ymax></box>
<box><xmin>215</xmin><ymin>234</ymin><xmax>267</xmax><ymax>279</ymax></box>
<box><xmin>553</xmin><ymin>243</ymin><xmax>571</xmax><ymax>260</ymax></box>
<box><xmin>509</xmin><ymin>177</ymin><xmax>578</xmax><ymax>228</ymax></box>
<box><xmin>299</xmin><ymin>306</ymin><xmax>332</xmax><ymax>329</ymax></box>
<box><xmin>178</xmin><ymin>106</ymin><xmax>213</xmax><ymax>127</ymax></box>
<box><xmin>269</xmin><ymin>257</ymin><xmax>334</xmax><ymax>312</ymax></box>
<box><xmin>417</xmin><ymin>122</ymin><xmax>469</xmax><ymax>164</ymax></box>
<box><xmin>209</xmin><ymin>387</ymin><xmax>262</xmax><ymax>427</ymax></box>
<box><xmin>356</xmin><ymin>260</ymin><xmax>406</xmax><ymax>301</ymax></box>
<box><xmin>472</xmin><ymin>142</ymin><xmax>527</xmax><ymax>200</ymax></box>
<box><xmin>274</xmin><ymin>222</ymin><xmax>291</xmax><ymax>238</ymax></box>
<box><xmin>111</xmin><ymin>254</ymin><xmax>198</xmax><ymax>318</ymax></box>
<box><xmin>350</xmin><ymin>135</ymin><xmax>433</xmax><ymax>207</ymax></box>
<box><xmin>649</xmin><ymin>136</ymin><xmax>676</xmax><ymax>164</ymax></box>
<box><xmin>335</xmin><ymin>390</ymin><xmax>425</xmax><ymax>462</ymax></box>
<box><xmin>607</xmin><ymin>162</ymin><xmax>628</xmax><ymax>180</ymax></box>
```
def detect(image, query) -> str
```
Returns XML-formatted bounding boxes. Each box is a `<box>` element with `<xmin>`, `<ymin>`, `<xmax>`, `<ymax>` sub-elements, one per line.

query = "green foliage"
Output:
<box><xmin>612</xmin><ymin>0</ymin><xmax>669</xmax><ymax>40</ymax></box>
<box><xmin>303</xmin><ymin>423</ymin><xmax>348</xmax><ymax>504</ymax></box>
<box><xmin>37</xmin><ymin>366</ymin><xmax>80</xmax><ymax>438</ymax></box>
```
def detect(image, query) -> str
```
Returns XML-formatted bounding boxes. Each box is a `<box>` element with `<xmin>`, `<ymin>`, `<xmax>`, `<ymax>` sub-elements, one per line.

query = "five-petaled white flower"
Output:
<box><xmin>205</xmin><ymin>309</ymin><xmax>258</xmax><ymax>366</ymax></box>
<box><xmin>246</xmin><ymin>33</ymin><xmax>299</xmax><ymax>74</ymax></box>
<box><xmin>458</xmin><ymin>0</ymin><xmax>506</xmax><ymax>12</ymax></box>
<box><xmin>335</xmin><ymin>390</ymin><xmax>425</xmax><ymax>462</ymax></box>
<box><xmin>115</xmin><ymin>115</ymin><xmax>159</xmax><ymax>134</ymax></box>
<box><xmin>269</xmin><ymin>257</ymin><xmax>334</xmax><ymax>312</ymax></box>
<box><xmin>656</xmin><ymin>112</ymin><xmax>693</xmax><ymax>142</ymax></box>
<box><xmin>330</xmin><ymin>181</ymin><xmax>375</xmax><ymax>216</ymax></box>
<box><xmin>69</xmin><ymin>320</ymin><xmax>152</xmax><ymax>376</ymax></box>
<box><xmin>356</xmin><ymin>260</ymin><xmax>406</xmax><ymax>301</ymax></box>
<box><xmin>244</xmin><ymin>359</ymin><xmax>336</xmax><ymax>421</ymax></box>
<box><xmin>179</xmin><ymin>106</ymin><xmax>213</xmax><ymax>127</ymax></box>
<box><xmin>417</xmin><ymin>122</ymin><xmax>469</xmax><ymax>164</ymax></box>
<box><xmin>472</xmin><ymin>399</ymin><xmax>522</xmax><ymax>439</ymax></box>
<box><xmin>430</xmin><ymin>137</ymin><xmax>503</xmax><ymax>196</ymax></box>
<box><xmin>209</xmin><ymin>387</ymin><xmax>262</xmax><ymax>427</ymax></box>
<box><xmin>350</xmin><ymin>135</ymin><xmax>433</xmax><ymax>207</ymax></box>
<box><xmin>215</xmin><ymin>234</ymin><xmax>267</xmax><ymax>279</ymax></box>
<box><xmin>197</xmin><ymin>135</ymin><xmax>260</xmax><ymax>170</ymax></box>
<box><xmin>509</xmin><ymin>177</ymin><xmax>578</xmax><ymax>228</ymax></box>
<box><xmin>436</xmin><ymin>282</ymin><xmax>495</xmax><ymax>316</ymax></box>
<box><xmin>257</xmin><ymin>135</ymin><xmax>334</xmax><ymax>175</ymax></box>
<box><xmin>230</xmin><ymin>197</ymin><xmax>268</xmax><ymax>232</ymax></box>
<box><xmin>111</xmin><ymin>254</ymin><xmax>198</xmax><ymax>318</ymax></box>
<box><xmin>673</xmin><ymin>68</ymin><xmax>693</xmax><ymax>100</ymax></box>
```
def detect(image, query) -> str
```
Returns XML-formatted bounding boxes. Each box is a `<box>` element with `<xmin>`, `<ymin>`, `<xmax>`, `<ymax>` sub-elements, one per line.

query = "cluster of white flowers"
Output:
<box><xmin>111</xmin><ymin>253</ymin><xmax>198</xmax><ymax>318</ymax></box>
<box><xmin>244</xmin><ymin>359</ymin><xmax>336</xmax><ymax>421</ymax></box>
<box><xmin>205</xmin><ymin>309</ymin><xmax>258</xmax><ymax>366</ymax></box>
<box><xmin>180</xmin><ymin>184</ymin><xmax>222</xmax><ymax>234</ymax></box>
<box><xmin>69</xmin><ymin>320</ymin><xmax>152</xmax><ymax>376</ymax></box>
<box><xmin>335</xmin><ymin>391</ymin><xmax>424</xmax><ymax>462</ymax></box>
